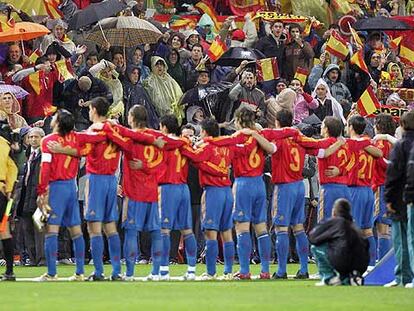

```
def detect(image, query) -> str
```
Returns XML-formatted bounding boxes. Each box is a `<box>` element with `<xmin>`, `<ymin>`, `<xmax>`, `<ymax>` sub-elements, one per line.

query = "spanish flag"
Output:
<box><xmin>207</xmin><ymin>36</ymin><xmax>227</xmax><ymax>62</ymax></box>
<box><xmin>349</xmin><ymin>25</ymin><xmax>363</xmax><ymax>48</ymax></box>
<box><xmin>28</xmin><ymin>71</ymin><xmax>43</xmax><ymax>95</ymax></box>
<box><xmin>55</xmin><ymin>59</ymin><xmax>74</xmax><ymax>82</ymax></box>
<box><xmin>399</xmin><ymin>41</ymin><xmax>414</xmax><ymax>67</ymax></box>
<box><xmin>43</xmin><ymin>0</ymin><xmax>63</xmax><ymax>19</ymax></box>
<box><xmin>195</xmin><ymin>1</ymin><xmax>222</xmax><ymax>32</ymax></box>
<box><xmin>325</xmin><ymin>30</ymin><xmax>349</xmax><ymax>60</ymax></box>
<box><xmin>350</xmin><ymin>50</ymin><xmax>369</xmax><ymax>75</ymax></box>
<box><xmin>256</xmin><ymin>57</ymin><xmax>280</xmax><ymax>82</ymax></box>
<box><xmin>0</xmin><ymin>18</ymin><xmax>15</xmax><ymax>32</ymax></box>
<box><xmin>28</xmin><ymin>49</ymin><xmax>42</xmax><ymax>64</ymax></box>
<box><xmin>389</xmin><ymin>36</ymin><xmax>402</xmax><ymax>50</ymax></box>
<box><xmin>357</xmin><ymin>86</ymin><xmax>381</xmax><ymax>116</ymax></box>
<box><xmin>294</xmin><ymin>67</ymin><xmax>309</xmax><ymax>86</ymax></box>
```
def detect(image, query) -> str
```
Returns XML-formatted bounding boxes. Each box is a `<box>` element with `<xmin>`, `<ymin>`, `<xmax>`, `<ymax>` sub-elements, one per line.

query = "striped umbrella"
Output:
<box><xmin>86</xmin><ymin>16</ymin><xmax>163</xmax><ymax>48</ymax></box>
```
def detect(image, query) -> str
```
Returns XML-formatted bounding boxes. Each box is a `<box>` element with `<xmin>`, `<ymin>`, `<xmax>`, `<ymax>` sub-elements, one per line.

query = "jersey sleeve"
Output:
<box><xmin>114</xmin><ymin>124</ymin><xmax>156</xmax><ymax>145</ymax></box>
<box><xmin>75</xmin><ymin>131</ymin><xmax>107</xmax><ymax>156</ymax></box>
<box><xmin>180</xmin><ymin>144</ymin><xmax>211</xmax><ymax>163</ymax></box>
<box><xmin>346</xmin><ymin>138</ymin><xmax>371</xmax><ymax>152</ymax></box>
<box><xmin>103</xmin><ymin>123</ymin><xmax>132</xmax><ymax>151</ymax></box>
<box><xmin>261</xmin><ymin>128</ymin><xmax>299</xmax><ymax>141</ymax></box>
<box><xmin>295</xmin><ymin>135</ymin><xmax>336</xmax><ymax>149</ymax></box>
<box><xmin>162</xmin><ymin>135</ymin><xmax>187</xmax><ymax>151</ymax></box>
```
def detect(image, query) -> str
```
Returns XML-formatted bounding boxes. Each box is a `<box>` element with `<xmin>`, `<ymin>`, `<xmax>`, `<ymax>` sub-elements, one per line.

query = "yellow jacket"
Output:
<box><xmin>0</xmin><ymin>137</ymin><xmax>18</xmax><ymax>193</ymax></box>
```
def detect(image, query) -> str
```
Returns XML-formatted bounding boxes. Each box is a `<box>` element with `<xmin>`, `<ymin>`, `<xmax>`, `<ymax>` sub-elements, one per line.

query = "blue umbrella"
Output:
<box><xmin>0</xmin><ymin>82</ymin><xmax>30</xmax><ymax>99</ymax></box>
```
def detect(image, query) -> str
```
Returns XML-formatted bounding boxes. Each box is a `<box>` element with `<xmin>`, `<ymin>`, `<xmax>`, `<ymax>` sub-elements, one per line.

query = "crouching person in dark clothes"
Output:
<box><xmin>309</xmin><ymin>199</ymin><xmax>369</xmax><ymax>286</ymax></box>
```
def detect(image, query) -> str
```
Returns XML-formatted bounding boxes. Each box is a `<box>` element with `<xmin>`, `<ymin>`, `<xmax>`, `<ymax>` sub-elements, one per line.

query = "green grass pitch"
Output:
<box><xmin>1</xmin><ymin>264</ymin><xmax>413</xmax><ymax>310</ymax></box>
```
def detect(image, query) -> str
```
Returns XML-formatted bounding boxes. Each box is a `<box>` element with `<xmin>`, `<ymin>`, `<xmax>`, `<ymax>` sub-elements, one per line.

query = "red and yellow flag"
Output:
<box><xmin>389</xmin><ymin>36</ymin><xmax>402</xmax><ymax>50</ymax></box>
<box><xmin>294</xmin><ymin>67</ymin><xmax>309</xmax><ymax>86</ymax></box>
<box><xmin>28</xmin><ymin>71</ymin><xmax>43</xmax><ymax>95</ymax></box>
<box><xmin>43</xmin><ymin>0</ymin><xmax>63</xmax><ymax>19</ymax></box>
<box><xmin>357</xmin><ymin>86</ymin><xmax>381</xmax><ymax>116</ymax></box>
<box><xmin>325</xmin><ymin>30</ymin><xmax>349</xmax><ymax>60</ymax></box>
<box><xmin>399</xmin><ymin>40</ymin><xmax>414</xmax><ymax>67</ymax></box>
<box><xmin>256</xmin><ymin>57</ymin><xmax>280</xmax><ymax>82</ymax></box>
<box><xmin>28</xmin><ymin>48</ymin><xmax>42</xmax><ymax>64</ymax></box>
<box><xmin>195</xmin><ymin>1</ymin><xmax>222</xmax><ymax>32</ymax></box>
<box><xmin>207</xmin><ymin>36</ymin><xmax>227</xmax><ymax>62</ymax></box>
<box><xmin>349</xmin><ymin>25</ymin><xmax>363</xmax><ymax>48</ymax></box>
<box><xmin>350</xmin><ymin>50</ymin><xmax>369</xmax><ymax>74</ymax></box>
<box><xmin>55</xmin><ymin>59</ymin><xmax>74</xmax><ymax>82</ymax></box>
<box><xmin>0</xmin><ymin>18</ymin><xmax>15</xmax><ymax>32</ymax></box>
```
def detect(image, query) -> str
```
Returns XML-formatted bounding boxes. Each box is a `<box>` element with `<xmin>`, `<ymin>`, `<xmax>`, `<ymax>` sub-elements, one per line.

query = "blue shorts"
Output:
<box><xmin>122</xmin><ymin>198</ymin><xmax>160</xmax><ymax>232</ymax></box>
<box><xmin>318</xmin><ymin>183</ymin><xmax>351</xmax><ymax>222</ymax></box>
<box><xmin>232</xmin><ymin>176</ymin><xmax>267</xmax><ymax>224</ymax></box>
<box><xmin>374</xmin><ymin>185</ymin><xmax>391</xmax><ymax>225</ymax></box>
<box><xmin>272</xmin><ymin>181</ymin><xmax>305</xmax><ymax>227</ymax></box>
<box><xmin>201</xmin><ymin>186</ymin><xmax>233</xmax><ymax>232</ymax></box>
<box><xmin>159</xmin><ymin>184</ymin><xmax>192</xmax><ymax>230</ymax></box>
<box><xmin>48</xmin><ymin>179</ymin><xmax>81</xmax><ymax>227</ymax></box>
<box><xmin>349</xmin><ymin>186</ymin><xmax>374</xmax><ymax>229</ymax></box>
<box><xmin>85</xmin><ymin>174</ymin><xmax>119</xmax><ymax>223</ymax></box>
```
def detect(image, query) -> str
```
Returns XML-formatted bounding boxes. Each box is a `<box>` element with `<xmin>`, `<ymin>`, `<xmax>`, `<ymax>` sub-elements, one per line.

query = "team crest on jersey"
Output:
<box><xmin>163</xmin><ymin>218</ymin><xmax>169</xmax><ymax>223</ymax></box>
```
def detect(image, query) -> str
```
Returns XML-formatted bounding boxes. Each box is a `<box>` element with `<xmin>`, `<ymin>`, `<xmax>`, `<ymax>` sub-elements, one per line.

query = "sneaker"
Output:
<box><xmin>87</xmin><ymin>273</ymin><xmax>106</xmax><ymax>281</ymax></box>
<box><xmin>233</xmin><ymin>271</ymin><xmax>251</xmax><ymax>280</ymax></box>
<box><xmin>137</xmin><ymin>259</ymin><xmax>149</xmax><ymax>265</ymax></box>
<box><xmin>405</xmin><ymin>283</ymin><xmax>413</xmax><ymax>288</ymax></box>
<box><xmin>123</xmin><ymin>275</ymin><xmax>135</xmax><ymax>282</ymax></box>
<box><xmin>199</xmin><ymin>272</ymin><xmax>217</xmax><ymax>280</ymax></box>
<box><xmin>363</xmin><ymin>265</ymin><xmax>375</xmax><ymax>277</ymax></box>
<box><xmin>219</xmin><ymin>273</ymin><xmax>233</xmax><ymax>281</ymax></box>
<box><xmin>109</xmin><ymin>274</ymin><xmax>124</xmax><ymax>281</ymax></box>
<box><xmin>59</xmin><ymin>258</ymin><xmax>75</xmax><ymax>265</ymax></box>
<box><xmin>160</xmin><ymin>273</ymin><xmax>170</xmax><ymax>281</ymax></box>
<box><xmin>294</xmin><ymin>271</ymin><xmax>309</xmax><ymax>279</ymax></box>
<box><xmin>271</xmin><ymin>272</ymin><xmax>287</xmax><ymax>280</ymax></box>
<box><xmin>259</xmin><ymin>272</ymin><xmax>271</xmax><ymax>280</ymax></box>
<box><xmin>384</xmin><ymin>280</ymin><xmax>400</xmax><ymax>287</ymax></box>
<box><xmin>1</xmin><ymin>273</ymin><xmax>16</xmax><ymax>281</ymax></box>
<box><xmin>145</xmin><ymin>274</ymin><xmax>160</xmax><ymax>281</ymax></box>
<box><xmin>35</xmin><ymin>273</ymin><xmax>58</xmax><ymax>282</ymax></box>
<box><xmin>183</xmin><ymin>272</ymin><xmax>196</xmax><ymax>281</ymax></box>
<box><xmin>68</xmin><ymin>274</ymin><xmax>85</xmax><ymax>281</ymax></box>
<box><xmin>88</xmin><ymin>259</ymin><xmax>94</xmax><ymax>265</ymax></box>
<box><xmin>315</xmin><ymin>276</ymin><xmax>341</xmax><ymax>286</ymax></box>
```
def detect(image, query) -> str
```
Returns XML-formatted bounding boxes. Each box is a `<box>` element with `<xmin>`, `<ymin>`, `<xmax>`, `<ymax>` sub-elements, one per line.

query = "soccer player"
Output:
<box><xmin>181</xmin><ymin>118</ymin><xmax>235</xmax><ymax>280</ymax></box>
<box><xmin>157</xmin><ymin>115</ymin><xmax>197</xmax><ymax>280</ymax></box>
<box><xmin>36</xmin><ymin>109</ymin><xmax>104</xmax><ymax>281</ymax></box>
<box><xmin>103</xmin><ymin>105</ymin><xmax>164</xmax><ymax>281</ymax></box>
<box><xmin>371</xmin><ymin>114</ymin><xmax>397</xmax><ymax>260</ymax></box>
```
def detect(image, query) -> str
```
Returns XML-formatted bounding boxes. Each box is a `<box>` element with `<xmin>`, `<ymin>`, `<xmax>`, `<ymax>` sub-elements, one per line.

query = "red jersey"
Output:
<box><xmin>38</xmin><ymin>131</ymin><xmax>103</xmax><ymax>194</ymax></box>
<box><xmin>158</xmin><ymin>136</ymin><xmax>189</xmax><ymax>184</ymax></box>
<box><xmin>372</xmin><ymin>139</ymin><xmax>392</xmax><ymax>191</ymax></box>
<box><xmin>345</xmin><ymin>138</ymin><xmax>375</xmax><ymax>187</ymax></box>
<box><xmin>104</xmin><ymin>124</ymin><xmax>161</xmax><ymax>202</ymax></box>
<box><xmin>181</xmin><ymin>138</ymin><xmax>235</xmax><ymax>187</ymax></box>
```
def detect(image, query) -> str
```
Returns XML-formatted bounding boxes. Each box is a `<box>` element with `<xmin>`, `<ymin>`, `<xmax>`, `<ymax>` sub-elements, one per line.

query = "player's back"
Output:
<box><xmin>42</xmin><ymin>132</ymin><xmax>80</xmax><ymax>181</ymax></box>
<box><xmin>232</xmin><ymin>133</ymin><xmax>265</xmax><ymax>178</ymax></box>
<box><xmin>346</xmin><ymin>139</ymin><xmax>375</xmax><ymax>187</ymax></box>
<box><xmin>199</xmin><ymin>142</ymin><xmax>234</xmax><ymax>187</ymax></box>
<box><xmin>159</xmin><ymin>143</ymin><xmax>189</xmax><ymax>184</ymax></box>
<box><xmin>372</xmin><ymin>139</ymin><xmax>392</xmax><ymax>190</ymax></box>
<box><xmin>271</xmin><ymin>137</ymin><xmax>306</xmax><ymax>184</ymax></box>
<box><xmin>318</xmin><ymin>138</ymin><xmax>350</xmax><ymax>185</ymax></box>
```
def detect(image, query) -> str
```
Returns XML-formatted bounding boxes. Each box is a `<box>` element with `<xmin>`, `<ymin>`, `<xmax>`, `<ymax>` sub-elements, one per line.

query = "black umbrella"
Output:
<box><xmin>67</xmin><ymin>0</ymin><xmax>128</xmax><ymax>30</ymax></box>
<box><xmin>354</xmin><ymin>17</ymin><xmax>413</xmax><ymax>31</ymax></box>
<box><xmin>214</xmin><ymin>47</ymin><xmax>265</xmax><ymax>67</ymax></box>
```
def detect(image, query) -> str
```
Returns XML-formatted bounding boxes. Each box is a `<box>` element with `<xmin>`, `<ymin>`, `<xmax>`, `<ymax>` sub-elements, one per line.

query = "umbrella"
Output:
<box><xmin>0</xmin><ymin>83</ymin><xmax>29</xmax><ymax>99</ymax></box>
<box><xmin>86</xmin><ymin>16</ymin><xmax>163</xmax><ymax>47</ymax></box>
<box><xmin>214</xmin><ymin>47</ymin><xmax>265</xmax><ymax>67</ymax></box>
<box><xmin>354</xmin><ymin>17</ymin><xmax>413</xmax><ymax>31</ymax></box>
<box><xmin>67</xmin><ymin>0</ymin><xmax>128</xmax><ymax>31</ymax></box>
<box><xmin>0</xmin><ymin>22</ymin><xmax>50</xmax><ymax>43</ymax></box>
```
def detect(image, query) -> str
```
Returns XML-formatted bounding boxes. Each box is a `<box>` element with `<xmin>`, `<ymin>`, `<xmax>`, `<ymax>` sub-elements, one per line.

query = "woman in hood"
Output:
<box><xmin>41</xmin><ymin>19</ymin><xmax>76</xmax><ymax>54</ymax></box>
<box><xmin>0</xmin><ymin>92</ymin><xmax>27</xmax><ymax>130</ymax></box>
<box><xmin>166</xmin><ymin>48</ymin><xmax>186</xmax><ymax>91</ymax></box>
<box><xmin>143</xmin><ymin>56</ymin><xmax>184</xmax><ymax>122</ymax></box>
<box><xmin>168</xmin><ymin>33</ymin><xmax>191</xmax><ymax>64</ymax></box>
<box><xmin>129</xmin><ymin>46</ymin><xmax>150</xmax><ymax>82</ymax></box>
<box><xmin>387</xmin><ymin>62</ymin><xmax>403</xmax><ymax>88</ymax></box>
<box><xmin>311</xmin><ymin>78</ymin><xmax>346</xmax><ymax>124</ymax></box>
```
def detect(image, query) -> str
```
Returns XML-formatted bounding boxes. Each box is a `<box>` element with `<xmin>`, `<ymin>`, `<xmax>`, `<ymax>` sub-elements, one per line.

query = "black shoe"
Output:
<box><xmin>272</xmin><ymin>272</ymin><xmax>287</xmax><ymax>280</ymax></box>
<box><xmin>1</xmin><ymin>273</ymin><xmax>16</xmax><ymax>281</ymax></box>
<box><xmin>294</xmin><ymin>271</ymin><xmax>309</xmax><ymax>279</ymax></box>
<box><xmin>87</xmin><ymin>273</ymin><xmax>106</xmax><ymax>281</ymax></box>
<box><xmin>109</xmin><ymin>274</ymin><xmax>124</xmax><ymax>281</ymax></box>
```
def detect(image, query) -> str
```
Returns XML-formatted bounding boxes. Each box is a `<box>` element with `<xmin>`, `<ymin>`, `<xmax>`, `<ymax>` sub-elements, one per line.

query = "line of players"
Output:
<box><xmin>35</xmin><ymin>96</ymin><xmax>394</xmax><ymax>281</ymax></box>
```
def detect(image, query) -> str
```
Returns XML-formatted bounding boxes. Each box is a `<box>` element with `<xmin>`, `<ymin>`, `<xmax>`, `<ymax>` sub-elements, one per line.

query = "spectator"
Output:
<box><xmin>168</xmin><ymin>33</ymin><xmax>190</xmax><ymax>64</ymax></box>
<box><xmin>15</xmin><ymin>127</ymin><xmax>45</xmax><ymax>267</ymax></box>
<box><xmin>284</xmin><ymin>23</ymin><xmax>314</xmax><ymax>82</ymax></box>
<box><xmin>0</xmin><ymin>44</ymin><xmax>29</xmax><ymax>78</ymax></box>
<box><xmin>40</xmin><ymin>19</ymin><xmax>76</xmax><ymax>54</ymax></box>
<box><xmin>0</xmin><ymin>92</ymin><xmax>28</xmax><ymax>130</ymax></box>
<box><xmin>143</xmin><ymin>56</ymin><xmax>183</xmax><ymax>121</ymax></box>
<box><xmin>265</xmin><ymin>88</ymin><xmax>296</xmax><ymax>128</ymax></box>
<box><xmin>129</xmin><ymin>47</ymin><xmax>150</xmax><ymax>82</ymax></box>
<box><xmin>289</xmin><ymin>78</ymin><xmax>318</xmax><ymax>124</ymax></box>
<box><xmin>166</xmin><ymin>49</ymin><xmax>186</xmax><ymax>91</ymax></box>
<box><xmin>183</xmin><ymin>44</ymin><xmax>204</xmax><ymax>91</ymax></box>
<box><xmin>387</xmin><ymin>62</ymin><xmax>403</xmax><ymax>88</ymax></box>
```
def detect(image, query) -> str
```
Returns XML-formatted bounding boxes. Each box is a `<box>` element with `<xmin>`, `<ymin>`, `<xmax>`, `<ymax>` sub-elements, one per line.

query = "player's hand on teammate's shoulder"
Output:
<box><xmin>47</xmin><ymin>141</ymin><xmax>64</xmax><ymax>153</ymax></box>
<box><xmin>154</xmin><ymin>137</ymin><xmax>166</xmax><ymax>149</ymax></box>
<box><xmin>129</xmin><ymin>159</ymin><xmax>143</xmax><ymax>170</ymax></box>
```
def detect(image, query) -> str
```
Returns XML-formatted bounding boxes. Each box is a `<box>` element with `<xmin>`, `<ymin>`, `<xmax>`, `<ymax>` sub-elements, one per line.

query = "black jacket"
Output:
<box><xmin>16</xmin><ymin>149</ymin><xmax>41</xmax><ymax>217</ymax></box>
<box><xmin>254</xmin><ymin>34</ymin><xmax>286</xmax><ymax>75</ymax></box>
<box><xmin>384</xmin><ymin>130</ymin><xmax>414</xmax><ymax>221</ymax></box>
<box><xmin>403</xmin><ymin>143</ymin><xmax>414</xmax><ymax>205</ymax></box>
<box><xmin>309</xmin><ymin>217</ymin><xmax>369</xmax><ymax>276</ymax></box>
